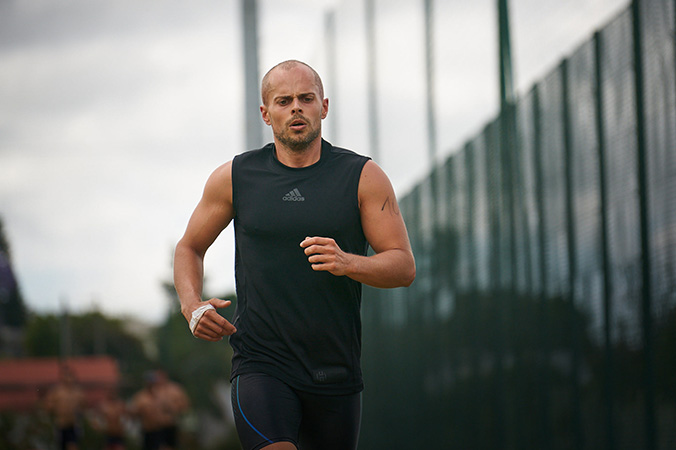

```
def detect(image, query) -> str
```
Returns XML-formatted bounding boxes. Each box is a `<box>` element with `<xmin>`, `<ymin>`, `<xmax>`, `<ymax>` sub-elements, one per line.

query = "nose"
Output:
<box><xmin>291</xmin><ymin>97</ymin><xmax>303</xmax><ymax>114</ymax></box>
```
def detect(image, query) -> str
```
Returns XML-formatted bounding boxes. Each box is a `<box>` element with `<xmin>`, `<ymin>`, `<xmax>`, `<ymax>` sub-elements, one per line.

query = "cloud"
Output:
<box><xmin>1</xmin><ymin>0</ymin><xmax>629</xmax><ymax>324</ymax></box>
<box><xmin>0</xmin><ymin>0</ymin><xmax>242</xmax><ymax>323</ymax></box>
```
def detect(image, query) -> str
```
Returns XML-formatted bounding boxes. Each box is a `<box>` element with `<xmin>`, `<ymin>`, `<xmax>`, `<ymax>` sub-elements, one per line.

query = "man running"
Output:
<box><xmin>174</xmin><ymin>60</ymin><xmax>415</xmax><ymax>450</ymax></box>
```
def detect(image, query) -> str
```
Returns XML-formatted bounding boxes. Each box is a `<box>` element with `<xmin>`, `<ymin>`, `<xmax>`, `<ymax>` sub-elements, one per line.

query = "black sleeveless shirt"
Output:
<box><xmin>230</xmin><ymin>139</ymin><xmax>371</xmax><ymax>395</ymax></box>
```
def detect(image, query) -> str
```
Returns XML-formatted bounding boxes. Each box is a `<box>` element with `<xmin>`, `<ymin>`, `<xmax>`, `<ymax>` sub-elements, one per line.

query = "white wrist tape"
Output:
<box><xmin>189</xmin><ymin>304</ymin><xmax>215</xmax><ymax>335</ymax></box>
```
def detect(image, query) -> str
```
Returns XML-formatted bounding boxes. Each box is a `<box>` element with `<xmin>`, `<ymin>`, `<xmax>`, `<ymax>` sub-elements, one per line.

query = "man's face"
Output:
<box><xmin>260</xmin><ymin>65</ymin><xmax>328</xmax><ymax>152</ymax></box>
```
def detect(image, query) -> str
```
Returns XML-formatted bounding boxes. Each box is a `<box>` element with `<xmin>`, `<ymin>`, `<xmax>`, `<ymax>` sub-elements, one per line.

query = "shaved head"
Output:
<box><xmin>261</xmin><ymin>60</ymin><xmax>324</xmax><ymax>105</ymax></box>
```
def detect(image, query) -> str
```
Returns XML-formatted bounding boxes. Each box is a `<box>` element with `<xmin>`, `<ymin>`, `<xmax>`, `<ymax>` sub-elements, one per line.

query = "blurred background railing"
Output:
<box><xmin>360</xmin><ymin>0</ymin><xmax>676</xmax><ymax>448</ymax></box>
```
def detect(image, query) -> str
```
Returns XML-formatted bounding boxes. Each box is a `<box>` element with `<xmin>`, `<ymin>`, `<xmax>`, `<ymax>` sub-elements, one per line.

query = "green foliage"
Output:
<box><xmin>0</xmin><ymin>410</ymin><xmax>52</xmax><ymax>450</ymax></box>
<box><xmin>22</xmin><ymin>311</ymin><xmax>154</xmax><ymax>395</ymax></box>
<box><xmin>22</xmin><ymin>314</ymin><xmax>61</xmax><ymax>357</ymax></box>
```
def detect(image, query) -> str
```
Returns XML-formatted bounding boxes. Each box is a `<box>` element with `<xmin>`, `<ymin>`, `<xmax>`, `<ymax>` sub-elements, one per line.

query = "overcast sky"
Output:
<box><xmin>0</xmin><ymin>0</ymin><xmax>628</xmax><ymax>324</ymax></box>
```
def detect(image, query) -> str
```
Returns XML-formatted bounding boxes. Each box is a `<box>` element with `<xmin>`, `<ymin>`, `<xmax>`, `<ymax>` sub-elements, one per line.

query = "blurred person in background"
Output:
<box><xmin>174</xmin><ymin>59</ymin><xmax>415</xmax><ymax>450</ymax></box>
<box><xmin>90</xmin><ymin>387</ymin><xmax>128</xmax><ymax>450</ymax></box>
<box><xmin>154</xmin><ymin>370</ymin><xmax>190</xmax><ymax>450</ymax></box>
<box><xmin>128</xmin><ymin>372</ymin><xmax>171</xmax><ymax>450</ymax></box>
<box><xmin>43</xmin><ymin>364</ymin><xmax>85</xmax><ymax>450</ymax></box>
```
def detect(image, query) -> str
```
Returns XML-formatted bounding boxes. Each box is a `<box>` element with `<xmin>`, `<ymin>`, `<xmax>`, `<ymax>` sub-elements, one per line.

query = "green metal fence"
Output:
<box><xmin>360</xmin><ymin>0</ymin><xmax>676</xmax><ymax>448</ymax></box>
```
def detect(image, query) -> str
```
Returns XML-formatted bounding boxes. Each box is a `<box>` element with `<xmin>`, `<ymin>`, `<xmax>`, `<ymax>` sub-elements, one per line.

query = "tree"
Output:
<box><xmin>0</xmin><ymin>217</ymin><xmax>27</xmax><ymax>328</ymax></box>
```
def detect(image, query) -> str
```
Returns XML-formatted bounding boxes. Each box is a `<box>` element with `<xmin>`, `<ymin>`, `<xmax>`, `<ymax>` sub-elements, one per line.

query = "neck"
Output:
<box><xmin>274</xmin><ymin>137</ymin><xmax>322</xmax><ymax>168</ymax></box>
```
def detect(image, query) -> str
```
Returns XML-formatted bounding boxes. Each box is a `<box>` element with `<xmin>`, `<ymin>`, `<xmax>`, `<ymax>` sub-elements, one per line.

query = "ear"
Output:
<box><xmin>321</xmin><ymin>98</ymin><xmax>329</xmax><ymax>119</ymax></box>
<box><xmin>260</xmin><ymin>105</ymin><xmax>271</xmax><ymax>125</ymax></box>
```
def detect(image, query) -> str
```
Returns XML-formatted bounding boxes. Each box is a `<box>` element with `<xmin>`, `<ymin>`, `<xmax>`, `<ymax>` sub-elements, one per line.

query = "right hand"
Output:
<box><xmin>184</xmin><ymin>298</ymin><xmax>237</xmax><ymax>341</ymax></box>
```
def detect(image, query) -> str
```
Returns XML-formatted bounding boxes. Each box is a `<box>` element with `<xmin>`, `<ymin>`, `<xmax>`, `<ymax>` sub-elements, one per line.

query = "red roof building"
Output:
<box><xmin>0</xmin><ymin>356</ymin><xmax>119</xmax><ymax>412</ymax></box>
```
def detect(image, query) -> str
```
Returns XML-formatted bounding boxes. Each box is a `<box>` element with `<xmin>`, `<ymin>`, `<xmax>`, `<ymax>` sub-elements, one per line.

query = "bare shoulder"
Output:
<box><xmin>206</xmin><ymin>160</ymin><xmax>233</xmax><ymax>189</ymax></box>
<box><xmin>359</xmin><ymin>159</ymin><xmax>389</xmax><ymax>187</ymax></box>
<box><xmin>358</xmin><ymin>160</ymin><xmax>398</xmax><ymax>211</ymax></box>
<box><xmin>202</xmin><ymin>160</ymin><xmax>233</xmax><ymax>204</ymax></box>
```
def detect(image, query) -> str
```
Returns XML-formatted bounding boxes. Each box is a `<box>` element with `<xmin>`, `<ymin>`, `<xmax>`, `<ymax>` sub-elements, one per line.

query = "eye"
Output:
<box><xmin>277</xmin><ymin>98</ymin><xmax>289</xmax><ymax>106</ymax></box>
<box><xmin>302</xmin><ymin>95</ymin><xmax>314</xmax><ymax>103</ymax></box>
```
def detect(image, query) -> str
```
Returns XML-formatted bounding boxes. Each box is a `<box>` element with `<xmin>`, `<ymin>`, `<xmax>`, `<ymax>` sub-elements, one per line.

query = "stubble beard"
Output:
<box><xmin>274</xmin><ymin>125</ymin><xmax>321</xmax><ymax>153</ymax></box>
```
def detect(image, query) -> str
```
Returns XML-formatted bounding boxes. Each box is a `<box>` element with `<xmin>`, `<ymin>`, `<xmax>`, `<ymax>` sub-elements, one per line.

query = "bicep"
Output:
<box><xmin>179</xmin><ymin>162</ymin><xmax>234</xmax><ymax>255</ymax></box>
<box><xmin>358</xmin><ymin>161</ymin><xmax>412</xmax><ymax>254</ymax></box>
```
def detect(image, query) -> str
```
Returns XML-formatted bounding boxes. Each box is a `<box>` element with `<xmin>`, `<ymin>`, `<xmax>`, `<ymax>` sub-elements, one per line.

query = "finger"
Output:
<box><xmin>308</xmin><ymin>254</ymin><xmax>334</xmax><ymax>268</ymax></box>
<box><xmin>197</xmin><ymin>316</ymin><xmax>223</xmax><ymax>338</ymax></box>
<box><xmin>194</xmin><ymin>322</ymin><xmax>224</xmax><ymax>341</ymax></box>
<box><xmin>195</xmin><ymin>330</ymin><xmax>222</xmax><ymax>342</ymax></box>
<box><xmin>303</xmin><ymin>244</ymin><xmax>319</xmax><ymax>256</ymax></box>
<box><xmin>196</xmin><ymin>299</ymin><xmax>236</xmax><ymax>337</ymax></box>
<box><xmin>300</xmin><ymin>236</ymin><xmax>332</xmax><ymax>248</ymax></box>
<box><xmin>207</xmin><ymin>298</ymin><xmax>231</xmax><ymax>309</ymax></box>
<box><xmin>220</xmin><ymin>320</ymin><xmax>237</xmax><ymax>335</ymax></box>
<box><xmin>304</xmin><ymin>242</ymin><xmax>338</xmax><ymax>256</ymax></box>
<box><xmin>196</xmin><ymin>319</ymin><xmax>236</xmax><ymax>341</ymax></box>
<box><xmin>192</xmin><ymin>311</ymin><xmax>229</xmax><ymax>339</ymax></box>
<box><xmin>307</xmin><ymin>246</ymin><xmax>338</xmax><ymax>259</ymax></box>
<box><xmin>204</xmin><ymin>310</ymin><xmax>237</xmax><ymax>334</ymax></box>
<box><xmin>308</xmin><ymin>253</ymin><xmax>330</xmax><ymax>263</ymax></box>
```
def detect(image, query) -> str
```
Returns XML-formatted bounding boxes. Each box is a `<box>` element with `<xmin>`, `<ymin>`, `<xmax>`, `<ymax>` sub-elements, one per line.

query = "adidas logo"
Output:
<box><xmin>282</xmin><ymin>188</ymin><xmax>305</xmax><ymax>201</ymax></box>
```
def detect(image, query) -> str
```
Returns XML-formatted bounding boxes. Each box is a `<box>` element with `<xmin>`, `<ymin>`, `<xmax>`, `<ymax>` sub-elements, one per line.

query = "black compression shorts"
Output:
<box><xmin>142</xmin><ymin>429</ymin><xmax>163</xmax><ymax>450</ymax></box>
<box><xmin>58</xmin><ymin>426</ymin><xmax>79</xmax><ymax>450</ymax></box>
<box><xmin>162</xmin><ymin>425</ymin><xmax>178</xmax><ymax>447</ymax></box>
<box><xmin>231</xmin><ymin>373</ymin><xmax>361</xmax><ymax>450</ymax></box>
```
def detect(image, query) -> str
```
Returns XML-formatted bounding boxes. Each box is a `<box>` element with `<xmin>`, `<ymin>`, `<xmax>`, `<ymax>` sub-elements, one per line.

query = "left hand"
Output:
<box><xmin>300</xmin><ymin>236</ymin><xmax>354</xmax><ymax>276</ymax></box>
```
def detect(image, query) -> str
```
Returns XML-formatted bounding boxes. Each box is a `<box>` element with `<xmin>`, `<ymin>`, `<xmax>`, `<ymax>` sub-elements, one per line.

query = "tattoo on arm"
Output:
<box><xmin>380</xmin><ymin>196</ymin><xmax>400</xmax><ymax>216</ymax></box>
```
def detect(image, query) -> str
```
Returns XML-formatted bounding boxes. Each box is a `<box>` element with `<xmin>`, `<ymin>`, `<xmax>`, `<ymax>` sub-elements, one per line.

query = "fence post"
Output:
<box><xmin>631</xmin><ymin>0</ymin><xmax>657</xmax><ymax>448</ymax></box>
<box><xmin>324</xmin><ymin>10</ymin><xmax>339</xmax><ymax>141</ymax></box>
<box><xmin>364</xmin><ymin>0</ymin><xmax>380</xmax><ymax>162</ymax></box>
<box><xmin>424</xmin><ymin>0</ymin><xmax>437</xmax><ymax>164</ymax></box>
<box><xmin>561</xmin><ymin>57</ymin><xmax>585</xmax><ymax>450</ymax></box>
<box><xmin>241</xmin><ymin>0</ymin><xmax>263</xmax><ymax>150</ymax></box>
<box><xmin>593</xmin><ymin>29</ymin><xmax>617</xmax><ymax>450</ymax></box>
<box><xmin>532</xmin><ymin>85</ymin><xmax>552</xmax><ymax>450</ymax></box>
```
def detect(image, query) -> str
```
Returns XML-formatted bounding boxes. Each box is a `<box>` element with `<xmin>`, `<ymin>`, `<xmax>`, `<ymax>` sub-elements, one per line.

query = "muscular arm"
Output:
<box><xmin>173</xmin><ymin>161</ymin><xmax>237</xmax><ymax>340</ymax></box>
<box><xmin>301</xmin><ymin>160</ymin><xmax>415</xmax><ymax>288</ymax></box>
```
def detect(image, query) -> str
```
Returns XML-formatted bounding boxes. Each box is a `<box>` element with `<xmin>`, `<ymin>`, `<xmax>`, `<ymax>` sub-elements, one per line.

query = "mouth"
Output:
<box><xmin>288</xmin><ymin>117</ymin><xmax>307</xmax><ymax>131</ymax></box>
